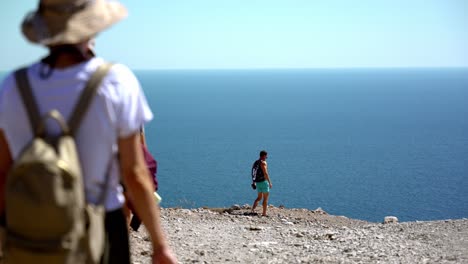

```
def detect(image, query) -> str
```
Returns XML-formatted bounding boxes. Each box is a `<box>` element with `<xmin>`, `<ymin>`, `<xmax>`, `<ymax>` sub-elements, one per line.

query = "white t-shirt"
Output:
<box><xmin>0</xmin><ymin>57</ymin><xmax>153</xmax><ymax>211</ymax></box>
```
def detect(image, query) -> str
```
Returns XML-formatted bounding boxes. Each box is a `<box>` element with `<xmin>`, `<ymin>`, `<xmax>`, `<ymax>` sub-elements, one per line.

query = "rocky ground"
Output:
<box><xmin>130</xmin><ymin>206</ymin><xmax>468</xmax><ymax>264</ymax></box>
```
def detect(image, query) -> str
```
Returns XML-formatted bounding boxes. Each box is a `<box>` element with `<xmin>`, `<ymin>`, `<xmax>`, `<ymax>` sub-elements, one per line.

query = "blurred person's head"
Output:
<box><xmin>22</xmin><ymin>0</ymin><xmax>127</xmax><ymax>46</ymax></box>
<box><xmin>21</xmin><ymin>0</ymin><xmax>127</xmax><ymax>73</ymax></box>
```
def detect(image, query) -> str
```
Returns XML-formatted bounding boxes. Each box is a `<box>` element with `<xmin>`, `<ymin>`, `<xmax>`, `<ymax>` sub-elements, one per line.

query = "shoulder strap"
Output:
<box><xmin>14</xmin><ymin>67</ymin><xmax>41</xmax><ymax>136</ymax></box>
<box><xmin>68</xmin><ymin>62</ymin><xmax>114</xmax><ymax>136</ymax></box>
<box><xmin>14</xmin><ymin>63</ymin><xmax>114</xmax><ymax>137</ymax></box>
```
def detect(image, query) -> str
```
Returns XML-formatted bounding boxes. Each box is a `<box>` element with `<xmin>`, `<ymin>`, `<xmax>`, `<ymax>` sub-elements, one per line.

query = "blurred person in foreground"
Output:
<box><xmin>0</xmin><ymin>0</ymin><xmax>177</xmax><ymax>263</ymax></box>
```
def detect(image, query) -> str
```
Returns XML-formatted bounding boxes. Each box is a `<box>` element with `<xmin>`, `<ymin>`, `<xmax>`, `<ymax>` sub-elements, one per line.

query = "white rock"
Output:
<box><xmin>181</xmin><ymin>209</ymin><xmax>192</xmax><ymax>215</ymax></box>
<box><xmin>383</xmin><ymin>216</ymin><xmax>399</xmax><ymax>224</ymax></box>
<box><xmin>314</xmin><ymin>207</ymin><xmax>327</xmax><ymax>214</ymax></box>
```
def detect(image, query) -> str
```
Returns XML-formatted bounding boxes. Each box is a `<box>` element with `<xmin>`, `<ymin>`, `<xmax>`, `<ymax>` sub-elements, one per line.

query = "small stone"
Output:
<box><xmin>248</xmin><ymin>226</ymin><xmax>264</xmax><ymax>231</ymax></box>
<box><xmin>295</xmin><ymin>232</ymin><xmax>304</xmax><ymax>238</ymax></box>
<box><xmin>195</xmin><ymin>250</ymin><xmax>206</xmax><ymax>256</ymax></box>
<box><xmin>231</xmin><ymin>204</ymin><xmax>241</xmax><ymax>210</ymax></box>
<box><xmin>140</xmin><ymin>250</ymin><xmax>150</xmax><ymax>256</ymax></box>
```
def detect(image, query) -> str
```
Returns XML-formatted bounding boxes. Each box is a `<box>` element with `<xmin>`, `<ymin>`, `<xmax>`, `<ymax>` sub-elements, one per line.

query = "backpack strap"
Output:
<box><xmin>14</xmin><ymin>68</ymin><xmax>41</xmax><ymax>136</ymax></box>
<box><xmin>68</xmin><ymin>62</ymin><xmax>114</xmax><ymax>136</ymax></box>
<box><xmin>14</xmin><ymin>63</ymin><xmax>114</xmax><ymax>137</ymax></box>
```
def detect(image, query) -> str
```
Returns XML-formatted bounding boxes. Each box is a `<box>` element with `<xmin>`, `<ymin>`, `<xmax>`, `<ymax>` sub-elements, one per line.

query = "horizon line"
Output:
<box><xmin>130</xmin><ymin>65</ymin><xmax>468</xmax><ymax>71</ymax></box>
<box><xmin>1</xmin><ymin>65</ymin><xmax>468</xmax><ymax>73</ymax></box>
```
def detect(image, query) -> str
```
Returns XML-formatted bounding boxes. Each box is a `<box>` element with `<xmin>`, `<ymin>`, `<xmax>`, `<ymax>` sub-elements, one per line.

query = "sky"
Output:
<box><xmin>0</xmin><ymin>0</ymin><xmax>467</xmax><ymax>70</ymax></box>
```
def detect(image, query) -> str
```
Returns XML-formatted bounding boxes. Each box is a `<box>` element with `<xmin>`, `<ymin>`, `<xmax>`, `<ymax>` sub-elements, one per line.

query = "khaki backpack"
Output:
<box><xmin>4</xmin><ymin>63</ymin><xmax>113</xmax><ymax>264</ymax></box>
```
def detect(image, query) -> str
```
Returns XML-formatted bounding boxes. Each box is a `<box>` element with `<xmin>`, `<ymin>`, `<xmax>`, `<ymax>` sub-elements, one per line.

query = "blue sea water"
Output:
<box><xmin>1</xmin><ymin>68</ymin><xmax>467</xmax><ymax>222</ymax></box>
<box><xmin>136</xmin><ymin>68</ymin><xmax>468</xmax><ymax>223</ymax></box>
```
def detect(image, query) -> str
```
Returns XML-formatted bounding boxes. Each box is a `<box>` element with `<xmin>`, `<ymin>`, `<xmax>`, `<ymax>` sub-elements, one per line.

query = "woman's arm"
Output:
<box><xmin>118</xmin><ymin>132</ymin><xmax>176</xmax><ymax>263</ymax></box>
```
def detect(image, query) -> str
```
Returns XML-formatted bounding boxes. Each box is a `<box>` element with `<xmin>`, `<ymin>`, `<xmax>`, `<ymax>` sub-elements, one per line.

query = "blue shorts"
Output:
<box><xmin>256</xmin><ymin>180</ymin><xmax>270</xmax><ymax>193</ymax></box>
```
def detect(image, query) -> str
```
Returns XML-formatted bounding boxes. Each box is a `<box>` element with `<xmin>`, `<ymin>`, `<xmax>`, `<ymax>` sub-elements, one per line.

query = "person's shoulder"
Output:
<box><xmin>261</xmin><ymin>160</ymin><xmax>267</xmax><ymax>165</ymax></box>
<box><xmin>108</xmin><ymin>62</ymin><xmax>135</xmax><ymax>79</ymax></box>
<box><xmin>88</xmin><ymin>58</ymin><xmax>136</xmax><ymax>82</ymax></box>
<box><xmin>90</xmin><ymin>58</ymin><xmax>141</xmax><ymax>94</ymax></box>
<box><xmin>0</xmin><ymin>73</ymin><xmax>14</xmax><ymax>104</ymax></box>
<box><xmin>0</xmin><ymin>62</ymin><xmax>40</xmax><ymax>96</ymax></box>
<box><xmin>0</xmin><ymin>71</ymin><xmax>15</xmax><ymax>92</ymax></box>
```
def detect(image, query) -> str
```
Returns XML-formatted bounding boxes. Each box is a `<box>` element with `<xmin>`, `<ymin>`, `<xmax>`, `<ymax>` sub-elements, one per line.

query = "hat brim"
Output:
<box><xmin>22</xmin><ymin>0</ymin><xmax>128</xmax><ymax>46</ymax></box>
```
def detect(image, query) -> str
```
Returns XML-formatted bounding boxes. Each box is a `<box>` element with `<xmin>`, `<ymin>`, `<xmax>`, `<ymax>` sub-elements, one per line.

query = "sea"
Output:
<box><xmin>2</xmin><ymin>68</ymin><xmax>468</xmax><ymax>222</ymax></box>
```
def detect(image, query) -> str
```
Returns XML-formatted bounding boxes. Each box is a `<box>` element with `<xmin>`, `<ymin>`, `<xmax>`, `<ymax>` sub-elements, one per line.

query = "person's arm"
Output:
<box><xmin>261</xmin><ymin>161</ymin><xmax>272</xmax><ymax>188</ymax></box>
<box><xmin>118</xmin><ymin>132</ymin><xmax>176</xmax><ymax>264</ymax></box>
<box><xmin>0</xmin><ymin>130</ymin><xmax>13</xmax><ymax>215</ymax></box>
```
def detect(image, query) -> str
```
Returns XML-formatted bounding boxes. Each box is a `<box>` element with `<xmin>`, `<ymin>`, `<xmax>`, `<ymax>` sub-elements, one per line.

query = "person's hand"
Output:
<box><xmin>269</xmin><ymin>182</ymin><xmax>272</xmax><ymax>189</ymax></box>
<box><xmin>152</xmin><ymin>246</ymin><xmax>177</xmax><ymax>264</ymax></box>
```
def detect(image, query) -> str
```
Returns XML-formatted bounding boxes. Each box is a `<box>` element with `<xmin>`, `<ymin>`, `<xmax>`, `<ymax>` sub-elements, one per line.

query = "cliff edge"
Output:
<box><xmin>130</xmin><ymin>206</ymin><xmax>468</xmax><ymax>263</ymax></box>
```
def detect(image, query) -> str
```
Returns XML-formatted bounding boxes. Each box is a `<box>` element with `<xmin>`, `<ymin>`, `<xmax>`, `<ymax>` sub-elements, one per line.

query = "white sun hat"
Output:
<box><xmin>21</xmin><ymin>0</ymin><xmax>128</xmax><ymax>46</ymax></box>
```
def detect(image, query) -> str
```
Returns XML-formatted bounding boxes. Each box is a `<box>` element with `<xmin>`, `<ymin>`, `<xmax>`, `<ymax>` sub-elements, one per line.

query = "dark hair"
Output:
<box><xmin>39</xmin><ymin>44</ymin><xmax>94</xmax><ymax>79</ymax></box>
<box><xmin>259</xmin><ymin>150</ymin><xmax>268</xmax><ymax>157</ymax></box>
